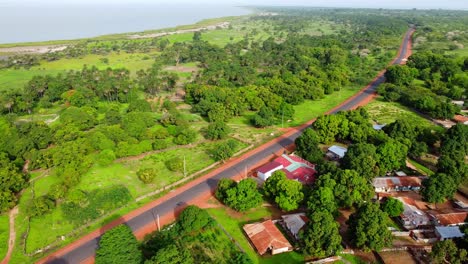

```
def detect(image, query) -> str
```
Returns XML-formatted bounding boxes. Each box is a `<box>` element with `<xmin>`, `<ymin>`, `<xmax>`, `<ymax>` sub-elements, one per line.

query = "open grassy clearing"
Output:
<box><xmin>0</xmin><ymin>214</ymin><xmax>9</xmax><ymax>261</ymax></box>
<box><xmin>365</xmin><ymin>98</ymin><xmax>439</xmax><ymax>129</ymax></box>
<box><xmin>0</xmin><ymin>52</ymin><xmax>157</xmax><ymax>92</ymax></box>
<box><xmin>291</xmin><ymin>86</ymin><xmax>361</xmax><ymax>126</ymax></box>
<box><xmin>207</xmin><ymin>204</ymin><xmax>304</xmax><ymax>264</ymax></box>
<box><xmin>19</xmin><ymin>139</ymin><xmax>248</xmax><ymax>255</ymax></box>
<box><xmin>408</xmin><ymin>159</ymin><xmax>435</xmax><ymax>176</ymax></box>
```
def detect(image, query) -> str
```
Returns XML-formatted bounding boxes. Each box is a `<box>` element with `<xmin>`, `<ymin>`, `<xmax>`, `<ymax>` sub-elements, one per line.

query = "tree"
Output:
<box><xmin>377</xmin><ymin>139</ymin><xmax>408</xmax><ymax>173</ymax></box>
<box><xmin>30</xmin><ymin>195</ymin><xmax>55</xmax><ymax>217</ymax></box>
<box><xmin>211</xmin><ymin>140</ymin><xmax>237</xmax><ymax>161</ymax></box>
<box><xmin>205</xmin><ymin>121</ymin><xmax>230</xmax><ymax>140</ymax></box>
<box><xmin>178</xmin><ymin>205</ymin><xmax>214</xmax><ymax>233</ymax></box>
<box><xmin>381</xmin><ymin>197</ymin><xmax>404</xmax><ymax>217</ymax></box>
<box><xmin>347</xmin><ymin>202</ymin><xmax>392</xmax><ymax>252</ymax></box>
<box><xmin>342</xmin><ymin>143</ymin><xmax>380</xmax><ymax>180</ymax></box>
<box><xmin>307</xmin><ymin>186</ymin><xmax>338</xmax><ymax>215</ymax></box>
<box><xmin>384</xmin><ymin>65</ymin><xmax>417</xmax><ymax>86</ymax></box>
<box><xmin>264</xmin><ymin>171</ymin><xmax>304</xmax><ymax>211</ymax></box>
<box><xmin>251</xmin><ymin>106</ymin><xmax>276</xmax><ymax>128</ymax></box>
<box><xmin>215</xmin><ymin>178</ymin><xmax>236</xmax><ymax>202</ymax></box>
<box><xmin>95</xmin><ymin>224</ymin><xmax>142</xmax><ymax>264</ymax></box>
<box><xmin>137</xmin><ymin>168</ymin><xmax>157</xmax><ymax>184</ymax></box>
<box><xmin>0</xmin><ymin>152</ymin><xmax>29</xmax><ymax>212</ymax></box>
<box><xmin>312</xmin><ymin>114</ymin><xmax>342</xmax><ymax>143</ymax></box>
<box><xmin>295</xmin><ymin>128</ymin><xmax>323</xmax><ymax>163</ymax></box>
<box><xmin>320</xmin><ymin>170</ymin><xmax>374</xmax><ymax>208</ymax></box>
<box><xmin>224</xmin><ymin>179</ymin><xmax>263</xmax><ymax>212</ymax></box>
<box><xmin>421</xmin><ymin>173</ymin><xmax>458</xmax><ymax>204</ymax></box>
<box><xmin>430</xmin><ymin>240</ymin><xmax>467</xmax><ymax>264</ymax></box>
<box><xmin>148</xmin><ymin>244</ymin><xmax>194</xmax><ymax>264</ymax></box>
<box><xmin>301</xmin><ymin>210</ymin><xmax>342</xmax><ymax>258</ymax></box>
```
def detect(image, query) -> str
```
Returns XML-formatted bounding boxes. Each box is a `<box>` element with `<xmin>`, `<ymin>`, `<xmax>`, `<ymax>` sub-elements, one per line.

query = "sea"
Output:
<box><xmin>0</xmin><ymin>3</ymin><xmax>252</xmax><ymax>44</ymax></box>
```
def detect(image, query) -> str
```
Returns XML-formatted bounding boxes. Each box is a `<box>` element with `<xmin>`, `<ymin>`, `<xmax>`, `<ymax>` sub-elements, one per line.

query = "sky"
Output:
<box><xmin>1</xmin><ymin>0</ymin><xmax>468</xmax><ymax>9</ymax></box>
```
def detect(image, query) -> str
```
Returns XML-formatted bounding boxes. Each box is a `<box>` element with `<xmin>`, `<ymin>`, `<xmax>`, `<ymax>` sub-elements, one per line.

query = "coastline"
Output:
<box><xmin>0</xmin><ymin>5</ymin><xmax>255</xmax><ymax>49</ymax></box>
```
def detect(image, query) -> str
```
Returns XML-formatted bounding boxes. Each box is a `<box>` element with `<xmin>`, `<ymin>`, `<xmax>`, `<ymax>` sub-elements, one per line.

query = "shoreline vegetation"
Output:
<box><xmin>0</xmin><ymin>15</ymin><xmax>251</xmax><ymax>52</ymax></box>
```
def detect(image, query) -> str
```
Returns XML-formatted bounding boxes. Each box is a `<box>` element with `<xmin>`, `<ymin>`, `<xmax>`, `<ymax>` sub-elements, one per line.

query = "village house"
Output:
<box><xmin>256</xmin><ymin>154</ymin><xmax>316</xmax><ymax>184</ymax></box>
<box><xmin>372</xmin><ymin>177</ymin><xmax>423</xmax><ymax>193</ymax></box>
<box><xmin>243</xmin><ymin>220</ymin><xmax>293</xmax><ymax>255</ymax></box>
<box><xmin>432</xmin><ymin>212</ymin><xmax>468</xmax><ymax>226</ymax></box>
<box><xmin>397</xmin><ymin>197</ymin><xmax>431</xmax><ymax>230</ymax></box>
<box><xmin>326</xmin><ymin>145</ymin><xmax>347</xmax><ymax>160</ymax></box>
<box><xmin>435</xmin><ymin>226</ymin><xmax>465</xmax><ymax>241</ymax></box>
<box><xmin>281</xmin><ymin>213</ymin><xmax>308</xmax><ymax>240</ymax></box>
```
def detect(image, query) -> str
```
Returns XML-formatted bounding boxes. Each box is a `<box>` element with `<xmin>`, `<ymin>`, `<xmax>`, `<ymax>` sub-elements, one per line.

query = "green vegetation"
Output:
<box><xmin>95</xmin><ymin>224</ymin><xmax>142</xmax><ymax>264</ymax></box>
<box><xmin>347</xmin><ymin>202</ymin><xmax>393</xmax><ymax>252</ymax></box>
<box><xmin>263</xmin><ymin>171</ymin><xmax>305</xmax><ymax>212</ymax></box>
<box><xmin>207</xmin><ymin>206</ymin><xmax>304</xmax><ymax>264</ymax></box>
<box><xmin>0</xmin><ymin>7</ymin><xmax>466</xmax><ymax>263</ymax></box>
<box><xmin>381</xmin><ymin>197</ymin><xmax>404</xmax><ymax>217</ymax></box>
<box><xmin>142</xmin><ymin>206</ymin><xmax>251</xmax><ymax>264</ymax></box>
<box><xmin>0</xmin><ymin>214</ymin><xmax>9</xmax><ymax>260</ymax></box>
<box><xmin>365</xmin><ymin>99</ymin><xmax>439</xmax><ymax>129</ymax></box>
<box><xmin>215</xmin><ymin>178</ymin><xmax>263</xmax><ymax>212</ymax></box>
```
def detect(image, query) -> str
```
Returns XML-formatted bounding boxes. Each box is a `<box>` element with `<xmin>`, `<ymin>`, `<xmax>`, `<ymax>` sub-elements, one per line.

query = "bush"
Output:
<box><xmin>137</xmin><ymin>168</ymin><xmax>157</xmax><ymax>184</ymax></box>
<box><xmin>30</xmin><ymin>195</ymin><xmax>55</xmax><ymax>217</ymax></box>
<box><xmin>97</xmin><ymin>149</ymin><xmax>116</xmax><ymax>166</ymax></box>
<box><xmin>165</xmin><ymin>157</ymin><xmax>184</xmax><ymax>172</ymax></box>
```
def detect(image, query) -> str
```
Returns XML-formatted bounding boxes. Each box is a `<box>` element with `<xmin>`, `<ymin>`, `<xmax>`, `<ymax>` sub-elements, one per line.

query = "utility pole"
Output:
<box><xmin>183</xmin><ymin>155</ymin><xmax>187</xmax><ymax>178</ymax></box>
<box><xmin>282</xmin><ymin>108</ymin><xmax>284</xmax><ymax>128</ymax></box>
<box><xmin>157</xmin><ymin>213</ymin><xmax>160</xmax><ymax>232</ymax></box>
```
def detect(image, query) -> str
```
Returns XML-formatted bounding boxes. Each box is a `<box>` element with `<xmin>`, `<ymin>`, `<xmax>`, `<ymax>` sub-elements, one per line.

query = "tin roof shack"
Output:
<box><xmin>397</xmin><ymin>197</ymin><xmax>431</xmax><ymax>230</ymax></box>
<box><xmin>243</xmin><ymin>220</ymin><xmax>293</xmax><ymax>255</ymax></box>
<box><xmin>326</xmin><ymin>145</ymin><xmax>347</xmax><ymax>160</ymax></box>
<box><xmin>373</xmin><ymin>177</ymin><xmax>423</xmax><ymax>193</ymax></box>
<box><xmin>281</xmin><ymin>213</ymin><xmax>308</xmax><ymax>240</ymax></box>
<box><xmin>435</xmin><ymin>226</ymin><xmax>465</xmax><ymax>241</ymax></box>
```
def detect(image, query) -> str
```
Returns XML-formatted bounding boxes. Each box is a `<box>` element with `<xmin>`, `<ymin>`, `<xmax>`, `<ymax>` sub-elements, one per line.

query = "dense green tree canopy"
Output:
<box><xmin>347</xmin><ymin>202</ymin><xmax>393</xmax><ymax>252</ymax></box>
<box><xmin>223</xmin><ymin>179</ymin><xmax>263</xmax><ymax>212</ymax></box>
<box><xmin>295</xmin><ymin>128</ymin><xmax>324</xmax><ymax>163</ymax></box>
<box><xmin>264</xmin><ymin>171</ymin><xmax>304</xmax><ymax>211</ymax></box>
<box><xmin>301</xmin><ymin>210</ymin><xmax>342</xmax><ymax>258</ymax></box>
<box><xmin>381</xmin><ymin>197</ymin><xmax>404</xmax><ymax>217</ymax></box>
<box><xmin>342</xmin><ymin>143</ymin><xmax>380</xmax><ymax>180</ymax></box>
<box><xmin>430</xmin><ymin>240</ymin><xmax>467</xmax><ymax>264</ymax></box>
<box><xmin>95</xmin><ymin>224</ymin><xmax>142</xmax><ymax>264</ymax></box>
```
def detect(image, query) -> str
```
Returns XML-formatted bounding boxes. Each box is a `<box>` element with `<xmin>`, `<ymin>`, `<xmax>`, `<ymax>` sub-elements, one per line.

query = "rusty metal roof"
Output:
<box><xmin>243</xmin><ymin>220</ymin><xmax>292</xmax><ymax>255</ymax></box>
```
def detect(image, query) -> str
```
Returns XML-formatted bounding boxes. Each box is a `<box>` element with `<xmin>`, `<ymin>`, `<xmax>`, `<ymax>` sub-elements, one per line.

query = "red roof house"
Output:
<box><xmin>243</xmin><ymin>220</ymin><xmax>293</xmax><ymax>255</ymax></box>
<box><xmin>257</xmin><ymin>154</ymin><xmax>316</xmax><ymax>184</ymax></box>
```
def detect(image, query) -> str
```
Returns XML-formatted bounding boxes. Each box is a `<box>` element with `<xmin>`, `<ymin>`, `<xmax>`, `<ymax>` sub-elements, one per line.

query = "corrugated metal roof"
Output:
<box><xmin>327</xmin><ymin>145</ymin><xmax>347</xmax><ymax>158</ymax></box>
<box><xmin>435</xmin><ymin>226</ymin><xmax>464</xmax><ymax>239</ymax></box>
<box><xmin>435</xmin><ymin>212</ymin><xmax>468</xmax><ymax>226</ymax></box>
<box><xmin>282</xmin><ymin>213</ymin><xmax>307</xmax><ymax>237</ymax></box>
<box><xmin>243</xmin><ymin>220</ymin><xmax>292</xmax><ymax>255</ymax></box>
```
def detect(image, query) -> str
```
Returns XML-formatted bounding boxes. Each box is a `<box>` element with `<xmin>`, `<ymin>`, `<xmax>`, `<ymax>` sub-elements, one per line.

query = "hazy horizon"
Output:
<box><xmin>1</xmin><ymin>0</ymin><xmax>468</xmax><ymax>10</ymax></box>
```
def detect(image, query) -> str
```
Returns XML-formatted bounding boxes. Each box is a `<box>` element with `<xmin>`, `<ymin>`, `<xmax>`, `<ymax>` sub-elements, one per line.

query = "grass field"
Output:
<box><xmin>17</xmin><ymin>138</ymin><xmax>248</xmax><ymax>255</ymax></box>
<box><xmin>0</xmin><ymin>214</ymin><xmax>9</xmax><ymax>261</ymax></box>
<box><xmin>365</xmin><ymin>98</ymin><xmax>439</xmax><ymax>129</ymax></box>
<box><xmin>207</xmin><ymin>205</ymin><xmax>304</xmax><ymax>264</ymax></box>
<box><xmin>0</xmin><ymin>52</ymin><xmax>157</xmax><ymax>92</ymax></box>
<box><xmin>408</xmin><ymin>159</ymin><xmax>435</xmax><ymax>176</ymax></box>
<box><xmin>291</xmin><ymin>86</ymin><xmax>361</xmax><ymax>127</ymax></box>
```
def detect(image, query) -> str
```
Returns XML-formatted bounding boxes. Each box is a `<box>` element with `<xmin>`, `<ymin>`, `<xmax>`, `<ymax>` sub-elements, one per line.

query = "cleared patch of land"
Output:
<box><xmin>365</xmin><ymin>99</ymin><xmax>439</xmax><ymax>129</ymax></box>
<box><xmin>378</xmin><ymin>250</ymin><xmax>417</xmax><ymax>264</ymax></box>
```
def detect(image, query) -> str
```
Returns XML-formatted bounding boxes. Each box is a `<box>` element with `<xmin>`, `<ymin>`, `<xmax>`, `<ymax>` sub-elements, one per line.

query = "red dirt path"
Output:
<box><xmin>36</xmin><ymin>29</ymin><xmax>414</xmax><ymax>264</ymax></box>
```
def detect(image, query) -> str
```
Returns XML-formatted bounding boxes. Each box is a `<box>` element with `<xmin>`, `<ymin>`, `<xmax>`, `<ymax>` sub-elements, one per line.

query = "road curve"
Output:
<box><xmin>40</xmin><ymin>28</ymin><xmax>414</xmax><ymax>264</ymax></box>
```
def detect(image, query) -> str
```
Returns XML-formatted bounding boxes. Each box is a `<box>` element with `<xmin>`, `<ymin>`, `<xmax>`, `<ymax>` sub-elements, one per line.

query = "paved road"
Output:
<box><xmin>46</xmin><ymin>28</ymin><xmax>414</xmax><ymax>264</ymax></box>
